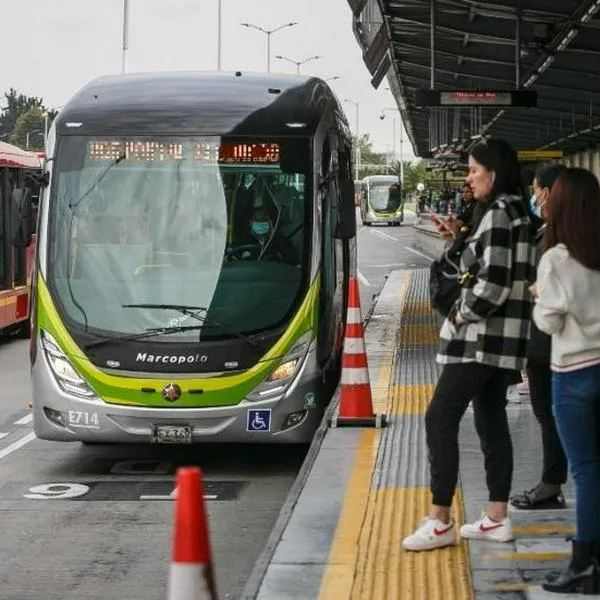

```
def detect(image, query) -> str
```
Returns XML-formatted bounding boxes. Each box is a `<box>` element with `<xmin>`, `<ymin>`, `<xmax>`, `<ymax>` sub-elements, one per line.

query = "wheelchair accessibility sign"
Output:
<box><xmin>247</xmin><ymin>409</ymin><xmax>271</xmax><ymax>432</ymax></box>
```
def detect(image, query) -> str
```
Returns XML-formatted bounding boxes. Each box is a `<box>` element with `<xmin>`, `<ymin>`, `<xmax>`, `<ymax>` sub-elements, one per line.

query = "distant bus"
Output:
<box><xmin>359</xmin><ymin>175</ymin><xmax>403</xmax><ymax>226</ymax></box>
<box><xmin>0</xmin><ymin>141</ymin><xmax>40</xmax><ymax>337</ymax></box>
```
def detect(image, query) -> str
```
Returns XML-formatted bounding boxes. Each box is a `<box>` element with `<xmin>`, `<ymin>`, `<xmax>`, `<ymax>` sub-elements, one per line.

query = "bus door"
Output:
<box><xmin>11</xmin><ymin>168</ymin><xmax>28</xmax><ymax>289</ymax></box>
<box><xmin>317</xmin><ymin>135</ymin><xmax>346</xmax><ymax>371</ymax></box>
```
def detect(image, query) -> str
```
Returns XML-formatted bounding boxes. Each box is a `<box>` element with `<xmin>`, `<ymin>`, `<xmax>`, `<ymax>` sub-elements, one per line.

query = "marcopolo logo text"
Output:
<box><xmin>135</xmin><ymin>352</ymin><xmax>208</xmax><ymax>365</ymax></box>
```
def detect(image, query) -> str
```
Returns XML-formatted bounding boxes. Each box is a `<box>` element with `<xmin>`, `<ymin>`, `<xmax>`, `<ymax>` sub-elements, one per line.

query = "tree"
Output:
<box><xmin>352</xmin><ymin>133</ymin><xmax>391</xmax><ymax>179</ymax></box>
<box><xmin>0</xmin><ymin>88</ymin><xmax>44</xmax><ymax>141</ymax></box>
<box><xmin>388</xmin><ymin>160</ymin><xmax>429</xmax><ymax>192</ymax></box>
<box><xmin>10</xmin><ymin>106</ymin><xmax>45</xmax><ymax>150</ymax></box>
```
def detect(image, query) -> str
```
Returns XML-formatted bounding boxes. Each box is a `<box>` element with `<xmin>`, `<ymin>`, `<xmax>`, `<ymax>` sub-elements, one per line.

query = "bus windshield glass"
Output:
<box><xmin>368</xmin><ymin>182</ymin><xmax>401</xmax><ymax>212</ymax></box>
<box><xmin>48</xmin><ymin>136</ymin><xmax>310</xmax><ymax>341</ymax></box>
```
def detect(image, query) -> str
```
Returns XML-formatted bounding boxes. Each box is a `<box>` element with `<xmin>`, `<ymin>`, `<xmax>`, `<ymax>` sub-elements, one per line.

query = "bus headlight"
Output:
<box><xmin>41</xmin><ymin>330</ymin><xmax>96</xmax><ymax>397</ymax></box>
<box><xmin>249</xmin><ymin>332</ymin><xmax>313</xmax><ymax>399</ymax></box>
<box><xmin>268</xmin><ymin>359</ymin><xmax>299</xmax><ymax>382</ymax></box>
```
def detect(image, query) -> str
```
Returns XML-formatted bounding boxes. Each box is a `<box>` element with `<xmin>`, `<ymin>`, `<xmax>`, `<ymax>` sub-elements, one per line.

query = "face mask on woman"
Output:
<box><xmin>529</xmin><ymin>194</ymin><xmax>541</xmax><ymax>218</ymax></box>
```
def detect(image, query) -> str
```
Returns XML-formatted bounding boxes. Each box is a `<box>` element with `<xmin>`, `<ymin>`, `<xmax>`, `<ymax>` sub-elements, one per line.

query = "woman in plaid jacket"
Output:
<box><xmin>404</xmin><ymin>138</ymin><xmax>537</xmax><ymax>552</ymax></box>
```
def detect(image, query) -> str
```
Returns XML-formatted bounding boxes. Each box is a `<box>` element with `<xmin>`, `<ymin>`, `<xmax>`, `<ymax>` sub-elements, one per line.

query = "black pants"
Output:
<box><xmin>526</xmin><ymin>360</ymin><xmax>568</xmax><ymax>486</ymax></box>
<box><xmin>425</xmin><ymin>362</ymin><xmax>513</xmax><ymax>507</ymax></box>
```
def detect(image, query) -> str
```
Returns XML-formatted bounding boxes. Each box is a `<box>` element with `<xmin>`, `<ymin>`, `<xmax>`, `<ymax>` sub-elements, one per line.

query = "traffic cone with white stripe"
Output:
<box><xmin>167</xmin><ymin>467</ymin><xmax>217</xmax><ymax>600</ymax></box>
<box><xmin>329</xmin><ymin>276</ymin><xmax>387</xmax><ymax>428</ymax></box>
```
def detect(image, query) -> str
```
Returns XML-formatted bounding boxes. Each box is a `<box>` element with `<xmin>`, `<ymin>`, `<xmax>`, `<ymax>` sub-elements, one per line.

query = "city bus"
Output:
<box><xmin>28</xmin><ymin>72</ymin><xmax>357</xmax><ymax>444</ymax></box>
<box><xmin>0</xmin><ymin>141</ymin><xmax>41</xmax><ymax>337</ymax></box>
<box><xmin>359</xmin><ymin>174</ymin><xmax>403</xmax><ymax>226</ymax></box>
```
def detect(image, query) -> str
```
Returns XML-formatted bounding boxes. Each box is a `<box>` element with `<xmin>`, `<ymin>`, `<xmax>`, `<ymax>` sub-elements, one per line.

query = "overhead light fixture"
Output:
<box><xmin>558</xmin><ymin>28</ymin><xmax>578</xmax><ymax>51</ymax></box>
<box><xmin>539</xmin><ymin>55</ymin><xmax>555</xmax><ymax>73</ymax></box>
<box><xmin>581</xmin><ymin>0</ymin><xmax>600</xmax><ymax>23</ymax></box>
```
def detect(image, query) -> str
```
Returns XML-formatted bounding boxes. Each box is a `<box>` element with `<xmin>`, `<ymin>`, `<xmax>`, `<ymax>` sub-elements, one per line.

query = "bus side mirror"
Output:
<box><xmin>11</xmin><ymin>187</ymin><xmax>33</xmax><ymax>248</ymax></box>
<box><xmin>334</xmin><ymin>181</ymin><xmax>357</xmax><ymax>240</ymax></box>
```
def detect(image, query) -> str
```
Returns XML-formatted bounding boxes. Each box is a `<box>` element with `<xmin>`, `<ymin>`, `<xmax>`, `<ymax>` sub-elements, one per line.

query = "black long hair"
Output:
<box><xmin>469</xmin><ymin>137</ymin><xmax>528</xmax><ymax>227</ymax></box>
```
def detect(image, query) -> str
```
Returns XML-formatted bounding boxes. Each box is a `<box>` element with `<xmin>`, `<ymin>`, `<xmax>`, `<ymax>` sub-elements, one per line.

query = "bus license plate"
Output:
<box><xmin>151</xmin><ymin>425</ymin><xmax>193</xmax><ymax>444</ymax></box>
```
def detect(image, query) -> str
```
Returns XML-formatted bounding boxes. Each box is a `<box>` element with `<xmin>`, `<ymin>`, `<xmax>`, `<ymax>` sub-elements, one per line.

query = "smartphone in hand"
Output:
<box><xmin>427</xmin><ymin>207</ymin><xmax>455</xmax><ymax>236</ymax></box>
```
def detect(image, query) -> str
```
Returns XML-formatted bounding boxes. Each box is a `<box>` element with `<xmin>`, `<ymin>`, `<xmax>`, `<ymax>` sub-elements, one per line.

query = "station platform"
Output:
<box><xmin>242</xmin><ymin>268</ymin><xmax>578</xmax><ymax>600</ymax></box>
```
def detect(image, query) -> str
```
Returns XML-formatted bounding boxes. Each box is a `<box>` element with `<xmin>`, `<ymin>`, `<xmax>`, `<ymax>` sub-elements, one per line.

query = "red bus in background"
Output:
<box><xmin>0</xmin><ymin>141</ymin><xmax>41</xmax><ymax>337</ymax></box>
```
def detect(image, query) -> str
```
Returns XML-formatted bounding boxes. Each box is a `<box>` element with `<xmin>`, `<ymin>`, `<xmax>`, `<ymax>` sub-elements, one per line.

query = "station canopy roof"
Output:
<box><xmin>348</xmin><ymin>0</ymin><xmax>600</xmax><ymax>160</ymax></box>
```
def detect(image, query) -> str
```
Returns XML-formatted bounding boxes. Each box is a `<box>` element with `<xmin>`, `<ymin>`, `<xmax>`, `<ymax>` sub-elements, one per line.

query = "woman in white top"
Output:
<box><xmin>532</xmin><ymin>167</ymin><xmax>600</xmax><ymax>594</ymax></box>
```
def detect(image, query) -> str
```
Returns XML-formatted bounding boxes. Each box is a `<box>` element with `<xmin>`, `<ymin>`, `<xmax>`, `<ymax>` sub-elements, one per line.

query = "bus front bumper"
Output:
<box><xmin>31</xmin><ymin>344</ymin><xmax>326</xmax><ymax>445</ymax></box>
<box><xmin>363</xmin><ymin>212</ymin><xmax>403</xmax><ymax>225</ymax></box>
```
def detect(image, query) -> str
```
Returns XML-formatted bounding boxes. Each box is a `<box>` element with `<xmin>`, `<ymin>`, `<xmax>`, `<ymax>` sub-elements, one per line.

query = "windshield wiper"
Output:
<box><xmin>83</xmin><ymin>325</ymin><xmax>205</xmax><ymax>350</ymax></box>
<box><xmin>121</xmin><ymin>304</ymin><xmax>262</xmax><ymax>352</ymax></box>
<box><xmin>68</xmin><ymin>152</ymin><xmax>127</xmax><ymax>211</ymax></box>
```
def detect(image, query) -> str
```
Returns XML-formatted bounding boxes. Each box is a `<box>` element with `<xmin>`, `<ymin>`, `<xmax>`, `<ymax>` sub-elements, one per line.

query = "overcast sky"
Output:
<box><xmin>3</xmin><ymin>0</ymin><xmax>414</xmax><ymax>158</ymax></box>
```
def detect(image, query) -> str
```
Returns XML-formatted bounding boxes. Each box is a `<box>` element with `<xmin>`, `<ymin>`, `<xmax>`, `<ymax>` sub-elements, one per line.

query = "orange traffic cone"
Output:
<box><xmin>168</xmin><ymin>467</ymin><xmax>217</xmax><ymax>600</ymax></box>
<box><xmin>329</xmin><ymin>276</ymin><xmax>387</xmax><ymax>428</ymax></box>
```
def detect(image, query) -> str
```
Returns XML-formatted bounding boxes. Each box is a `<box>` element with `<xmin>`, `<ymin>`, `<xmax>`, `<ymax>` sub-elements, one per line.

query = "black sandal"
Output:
<box><xmin>510</xmin><ymin>484</ymin><xmax>566</xmax><ymax>510</ymax></box>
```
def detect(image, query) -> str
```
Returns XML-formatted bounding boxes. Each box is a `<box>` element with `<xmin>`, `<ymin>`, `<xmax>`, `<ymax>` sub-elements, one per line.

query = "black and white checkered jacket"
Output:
<box><xmin>437</xmin><ymin>194</ymin><xmax>536</xmax><ymax>370</ymax></box>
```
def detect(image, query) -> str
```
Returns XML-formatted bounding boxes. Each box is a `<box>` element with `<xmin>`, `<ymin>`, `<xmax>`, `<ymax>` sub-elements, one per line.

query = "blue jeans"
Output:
<box><xmin>552</xmin><ymin>365</ymin><xmax>600</xmax><ymax>541</ymax></box>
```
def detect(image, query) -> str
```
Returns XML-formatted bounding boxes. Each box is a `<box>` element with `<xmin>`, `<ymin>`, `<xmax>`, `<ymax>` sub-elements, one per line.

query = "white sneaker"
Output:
<box><xmin>402</xmin><ymin>517</ymin><xmax>456</xmax><ymax>551</ymax></box>
<box><xmin>459</xmin><ymin>512</ymin><xmax>513</xmax><ymax>542</ymax></box>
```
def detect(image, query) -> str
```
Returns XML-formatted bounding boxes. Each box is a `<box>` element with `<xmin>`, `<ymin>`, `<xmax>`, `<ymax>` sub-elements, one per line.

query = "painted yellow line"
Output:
<box><xmin>389</xmin><ymin>384</ymin><xmax>436</xmax><ymax>415</ymax></box>
<box><xmin>491</xmin><ymin>551</ymin><xmax>568</xmax><ymax>561</ymax></box>
<box><xmin>317</xmin><ymin>274</ymin><xmax>408</xmax><ymax>599</ymax></box>
<box><xmin>317</xmin><ymin>428</ymin><xmax>382</xmax><ymax>599</ymax></box>
<box><xmin>512</xmin><ymin>524</ymin><xmax>575</xmax><ymax>536</ymax></box>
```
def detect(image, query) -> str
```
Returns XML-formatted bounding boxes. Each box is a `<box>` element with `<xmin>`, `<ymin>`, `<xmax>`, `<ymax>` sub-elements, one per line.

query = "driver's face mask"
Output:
<box><xmin>250</xmin><ymin>220</ymin><xmax>270</xmax><ymax>236</ymax></box>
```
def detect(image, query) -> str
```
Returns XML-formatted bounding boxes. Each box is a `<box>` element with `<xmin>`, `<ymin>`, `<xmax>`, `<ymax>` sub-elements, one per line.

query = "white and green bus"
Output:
<box><xmin>27</xmin><ymin>72</ymin><xmax>357</xmax><ymax>444</ymax></box>
<box><xmin>359</xmin><ymin>175</ymin><xmax>404</xmax><ymax>226</ymax></box>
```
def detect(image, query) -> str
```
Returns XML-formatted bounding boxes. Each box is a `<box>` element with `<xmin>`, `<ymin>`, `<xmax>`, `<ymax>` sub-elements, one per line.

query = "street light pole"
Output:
<box><xmin>344</xmin><ymin>99</ymin><xmax>360</xmax><ymax>181</ymax></box>
<box><xmin>217</xmin><ymin>0</ymin><xmax>222</xmax><ymax>70</ymax></box>
<box><xmin>275</xmin><ymin>54</ymin><xmax>321</xmax><ymax>74</ymax></box>
<box><xmin>26</xmin><ymin>130</ymin><xmax>43</xmax><ymax>150</ymax></box>
<box><xmin>381</xmin><ymin>107</ymin><xmax>404</xmax><ymax>187</ymax></box>
<box><xmin>240</xmin><ymin>21</ymin><xmax>298</xmax><ymax>73</ymax></box>
<box><xmin>122</xmin><ymin>0</ymin><xmax>129</xmax><ymax>74</ymax></box>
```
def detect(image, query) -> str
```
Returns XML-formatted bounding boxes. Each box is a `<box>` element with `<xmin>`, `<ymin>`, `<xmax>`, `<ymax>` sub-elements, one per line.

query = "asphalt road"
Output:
<box><xmin>356</xmin><ymin>209</ymin><xmax>434</xmax><ymax>314</ymax></box>
<box><xmin>0</xmin><ymin>212</ymin><xmax>432</xmax><ymax>600</ymax></box>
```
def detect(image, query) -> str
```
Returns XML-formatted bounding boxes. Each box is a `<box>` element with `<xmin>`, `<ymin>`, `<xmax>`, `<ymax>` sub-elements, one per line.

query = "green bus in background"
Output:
<box><xmin>26</xmin><ymin>71</ymin><xmax>357</xmax><ymax>444</ymax></box>
<box><xmin>359</xmin><ymin>175</ymin><xmax>404</xmax><ymax>226</ymax></box>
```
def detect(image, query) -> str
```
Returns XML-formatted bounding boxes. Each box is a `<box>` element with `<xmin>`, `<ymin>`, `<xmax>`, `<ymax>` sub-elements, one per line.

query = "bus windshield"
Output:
<box><xmin>368</xmin><ymin>182</ymin><xmax>401</xmax><ymax>212</ymax></box>
<box><xmin>47</xmin><ymin>136</ymin><xmax>310</xmax><ymax>341</ymax></box>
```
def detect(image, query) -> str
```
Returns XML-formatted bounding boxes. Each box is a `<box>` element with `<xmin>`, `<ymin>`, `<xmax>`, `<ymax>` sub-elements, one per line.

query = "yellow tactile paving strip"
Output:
<box><xmin>351</xmin><ymin>488</ymin><xmax>472</xmax><ymax>600</ymax></box>
<box><xmin>389</xmin><ymin>384</ymin><xmax>436</xmax><ymax>415</ymax></box>
<box><xmin>401</xmin><ymin>322</ymin><xmax>439</xmax><ymax>346</ymax></box>
<box><xmin>318</xmin><ymin>271</ymin><xmax>474</xmax><ymax>600</ymax></box>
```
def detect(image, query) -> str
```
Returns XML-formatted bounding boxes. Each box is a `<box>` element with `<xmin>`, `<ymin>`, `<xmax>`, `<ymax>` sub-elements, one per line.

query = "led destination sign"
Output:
<box><xmin>87</xmin><ymin>141</ymin><xmax>281</xmax><ymax>164</ymax></box>
<box><xmin>415</xmin><ymin>89</ymin><xmax>538</xmax><ymax>108</ymax></box>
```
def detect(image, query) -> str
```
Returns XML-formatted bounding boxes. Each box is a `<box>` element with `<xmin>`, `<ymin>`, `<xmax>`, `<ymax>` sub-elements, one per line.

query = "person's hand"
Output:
<box><xmin>437</xmin><ymin>215</ymin><xmax>460</xmax><ymax>242</ymax></box>
<box><xmin>529</xmin><ymin>282</ymin><xmax>538</xmax><ymax>298</ymax></box>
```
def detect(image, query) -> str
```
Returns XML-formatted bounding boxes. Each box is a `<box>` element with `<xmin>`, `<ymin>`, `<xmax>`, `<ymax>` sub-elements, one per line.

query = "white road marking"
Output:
<box><xmin>0</xmin><ymin>433</ymin><xmax>8</xmax><ymax>440</ymax></box>
<box><xmin>357</xmin><ymin>271</ymin><xmax>370</xmax><ymax>286</ymax></box>
<box><xmin>404</xmin><ymin>246</ymin><xmax>435</xmax><ymax>261</ymax></box>
<box><xmin>371</xmin><ymin>229</ymin><xmax>397</xmax><ymax>242</ymax></box>
<box><xmin>0</xmin><ymin>432</ymin><xmax>37</xmax><ymax>461</ymax></box>
<box><xmin>140</xmin><ymin>494</ymin><xmax>218</xmax><ymax>501</ymax></box>
<box><xmin>362</xmin><ymin>263</ymin><xmax>407</xmax><ymax>268</ymax></box>
<box><xmin>14</xmin><ymin>413</ymin><xmax>33</xmax><ymax>425</ymax></box>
